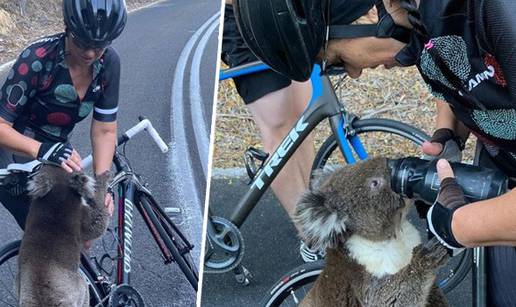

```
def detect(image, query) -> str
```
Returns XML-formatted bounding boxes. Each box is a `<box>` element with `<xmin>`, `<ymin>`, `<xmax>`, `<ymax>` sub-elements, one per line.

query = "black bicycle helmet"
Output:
<box><xmin>63</xmin><ymin>0</ymin><xmax>127</xmax><ymax>48</ymax></box>
<box><xmin>234</xmin><ymin>0</ymin><xmax>411</xmax><ymax>81</ymax></box>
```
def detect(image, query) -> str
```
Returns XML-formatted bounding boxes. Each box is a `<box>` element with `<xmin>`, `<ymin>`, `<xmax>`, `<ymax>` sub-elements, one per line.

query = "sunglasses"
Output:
<box><xmin>70</xmin><ymin>32</ymin><xmax>111</xmax><ymax>52</ymax></box>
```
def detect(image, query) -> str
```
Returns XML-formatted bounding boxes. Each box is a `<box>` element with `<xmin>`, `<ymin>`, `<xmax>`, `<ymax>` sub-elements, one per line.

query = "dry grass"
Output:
<box><xmin>213</xmin><ymin>65</ymin><xmax>477</xmax><ymax>169</ymax></box>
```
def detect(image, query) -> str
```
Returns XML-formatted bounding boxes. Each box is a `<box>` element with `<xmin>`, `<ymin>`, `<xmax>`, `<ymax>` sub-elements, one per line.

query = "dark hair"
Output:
<box><xmin>399</xmin><ymin>0</ymin><xmax>429</xmax><ymax>39</ymax></box>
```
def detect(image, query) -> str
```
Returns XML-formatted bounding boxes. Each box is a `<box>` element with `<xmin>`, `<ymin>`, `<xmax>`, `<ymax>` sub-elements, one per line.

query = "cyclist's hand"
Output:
<box><xmin>422</xmin><ymin>128</ymin><xmax>464</xmax><ymax>162</ymax></box>
<box><xmin>68</xmin><ymin>149</ymin><xmax>82</xmax><ymax>170</ymax></box>
<box><xmin>427</xmin><ymin>159</ymin><xmax>467</xmax><ymax>255</ymax></box>
<box><xmin>37</xmin><ymin>142</ymin><xmax>81</xmax><ymax>172</ymax></box>
<box><xmin>104</xmin><ymin>193</ymin><xmax>114</xmax><ymax>217</ymax></box>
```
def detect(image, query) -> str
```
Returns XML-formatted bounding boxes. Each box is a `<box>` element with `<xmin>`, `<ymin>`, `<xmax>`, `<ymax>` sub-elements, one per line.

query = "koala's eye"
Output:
<box><xmin>368</xmin><ymin>177</ymin><xmax>385</xmax><ymax>190</ymax></box>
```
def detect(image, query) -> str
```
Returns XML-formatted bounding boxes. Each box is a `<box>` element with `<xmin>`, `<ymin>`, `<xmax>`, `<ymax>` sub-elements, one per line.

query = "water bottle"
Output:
<box><xmin>388</xmin><ymin>157</ymin><xmax>508</xmax><ymax>204</ymax></box>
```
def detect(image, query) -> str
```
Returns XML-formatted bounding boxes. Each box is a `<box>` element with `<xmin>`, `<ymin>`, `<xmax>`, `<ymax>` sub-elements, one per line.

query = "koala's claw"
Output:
<box><xmin>414</xmin><ymin>238</ymin><xmax>449</xmax><ymax>269</ymax></box>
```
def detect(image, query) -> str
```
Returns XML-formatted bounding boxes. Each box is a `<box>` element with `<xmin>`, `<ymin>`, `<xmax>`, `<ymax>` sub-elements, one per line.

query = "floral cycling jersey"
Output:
<box><xmin>0</xmin><ymin>33</ymin><xmax>120</xmax><ymax>143</ymax></box>
<box><xmin>395</xmin><ymin>0</ymin><xmax>516</xmax><ymax>168</ymax></box>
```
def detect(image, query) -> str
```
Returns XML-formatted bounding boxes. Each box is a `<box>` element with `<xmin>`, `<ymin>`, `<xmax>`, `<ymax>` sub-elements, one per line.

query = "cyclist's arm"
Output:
<box><xmin>91</xmin><ymin>119</ymin><xmax>117</xmax><ymax>176</ymax></box>
<box><xmin>451</xmin><ymin>188</ymin><xmax>516</xmax><ymax>247</ymax></box>
<box><xmin>434</xmin><ymin>101</ymin><xmax>469</xmax><ymax>141</ymax></box>
<box><xmin>90</xmin><ymin>48</ymin><xmax>120</xmax><ymax>175</ymax></box>
<box><xmin>0</xmin><ymin>117</ymin><xmax>40</xmax><ymax>158</ymax></box>
<box><xmin>436</xmin><ymin>161</ymin><xmax>516</xmax><ymax>247</ymax></box>
<box><xmin>0</xmin><ymin>49</ymin><xmax>41</xmax><ymax>158</ymax></box>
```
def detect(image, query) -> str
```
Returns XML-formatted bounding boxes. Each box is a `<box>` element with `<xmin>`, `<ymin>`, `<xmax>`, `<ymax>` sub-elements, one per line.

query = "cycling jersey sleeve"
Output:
<box><xmin>94</xmin><ymin>48</ymin><xmax>120</xmax><ymax>122</ymax></box>
<box><xmin>479</xmin><ymin>0</ymin><xmax>516</xmax><ymax>101</ymax></box>
<box><xmin>0</xmin><ymin>48</ymin><xmax>39</xmax><ymax>123</ymax></box>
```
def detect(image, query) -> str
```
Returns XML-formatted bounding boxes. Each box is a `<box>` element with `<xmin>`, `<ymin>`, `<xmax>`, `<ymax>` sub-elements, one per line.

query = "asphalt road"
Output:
<box><xmin>0</xmin><ymin>0</ymin><xmax>220</xmax><ymax>306</ymax></box>
<box><xmin>201</xmin><ymin>176</ymin><xmax>473</xmax><ymax>306</ymax></box>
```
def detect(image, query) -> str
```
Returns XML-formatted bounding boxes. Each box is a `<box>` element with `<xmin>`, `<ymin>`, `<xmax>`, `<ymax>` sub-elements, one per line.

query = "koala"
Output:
<box><xmin>294</xmin><ymin>157</ymin><xmax>449</xmax><ymax>307</ymax></box>
<box><xmin>17</xmin><ymin>164</ymin><xmax>112</xmax><ymax>307</ymax></box>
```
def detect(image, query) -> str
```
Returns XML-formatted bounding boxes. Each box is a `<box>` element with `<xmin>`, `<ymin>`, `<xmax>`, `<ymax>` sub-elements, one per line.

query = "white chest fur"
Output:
<box><xmin>345</xmin><ymin>220</ymin><xmax>421</xmax><ymax>278</ymax></box>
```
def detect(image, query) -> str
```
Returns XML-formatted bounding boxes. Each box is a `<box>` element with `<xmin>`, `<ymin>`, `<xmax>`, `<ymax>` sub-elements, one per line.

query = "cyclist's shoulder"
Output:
<box><xmin>21</xmin><ymin>33</ymin><xmax>64</xmax><ymax>60</ymax></box>
<box><xmin>98</xmin><ymin>47</ymin><xmax>121</xmax><ymax>78</ymax></box>
<box><xmin>101</xmin><ymin>47</ymin><xmax>121</xmax><ymax>67</ymax></box>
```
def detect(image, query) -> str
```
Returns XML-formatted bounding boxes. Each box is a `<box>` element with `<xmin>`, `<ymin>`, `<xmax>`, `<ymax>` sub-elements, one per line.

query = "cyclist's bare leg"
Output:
<box><xmin>247</xmin><ymin>80</ymin><xmax>313</xmax><ymax>226</ymax></box>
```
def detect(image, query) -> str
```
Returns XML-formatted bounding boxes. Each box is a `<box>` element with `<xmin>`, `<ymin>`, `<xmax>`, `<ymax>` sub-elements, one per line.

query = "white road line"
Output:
<box><xmin>128</xmin><ymin>0</ymin><xmax>166</xmax><ymax>13</ymax></box>
<box><xmin>170</xmin><ymin>12</ymin><xmax>220</xmax><ymax>269</ymax></box>
<box><xmin>190</xmin><ymin>18</ymin><xmax>219</xmax><ymax>178</ymax></box>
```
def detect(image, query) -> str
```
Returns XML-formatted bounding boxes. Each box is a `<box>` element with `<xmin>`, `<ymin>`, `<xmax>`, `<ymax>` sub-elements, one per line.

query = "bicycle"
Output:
<box><xmin>0</xmin><ymin>117</ymin><xmax>199</xmax><ymax>306</ymax></box>
<box><xmin>205</xmin><ymin>61</ymin><xmax>473</xmax><ymax>299</ymax></box>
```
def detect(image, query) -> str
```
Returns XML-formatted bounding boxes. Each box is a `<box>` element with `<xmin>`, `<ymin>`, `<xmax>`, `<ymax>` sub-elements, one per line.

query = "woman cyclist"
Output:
<box><xmin>234</xmin><ymin>0</ymin><xmax>516</xmax><ymax>305</ymax></box>
<box><xmin>0</xmin><ymin>0</ymin><xmax>127</xmax><ymax>229</ymax></box>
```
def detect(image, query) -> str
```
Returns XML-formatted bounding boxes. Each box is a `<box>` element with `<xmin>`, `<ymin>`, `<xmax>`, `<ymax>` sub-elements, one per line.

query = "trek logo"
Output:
<box><xmin>462</xmin><ymin>65</ymin><xmax>495</xmax><ymax>94</ymax></box>
<box><xmin>123</xmin><ymin>199</ymin><xmax>134</xmax><ymax>274</ymax></box>
<box><xmin>251</xmin><ymin>116</ymin><xmax>309</xmax><ymax>190</ymax></box>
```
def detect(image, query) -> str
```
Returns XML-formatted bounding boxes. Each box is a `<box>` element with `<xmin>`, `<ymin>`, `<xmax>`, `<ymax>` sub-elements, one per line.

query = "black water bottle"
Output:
<box><xmin>389</xmin><ymin>157</ymin><xmax>508</xmax><ymax>204</ymax></box>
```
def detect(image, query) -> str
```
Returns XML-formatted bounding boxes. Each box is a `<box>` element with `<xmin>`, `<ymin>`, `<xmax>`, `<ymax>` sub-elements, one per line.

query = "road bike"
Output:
<box><xmin>0</xmin><ymin>117</ymin><xmax>199</xmax><ymax>306</ymax></box>
<box><xmin>205</xmin><ymin>62</ymin><xmax>473</xmax><ymax>300</ymax></box>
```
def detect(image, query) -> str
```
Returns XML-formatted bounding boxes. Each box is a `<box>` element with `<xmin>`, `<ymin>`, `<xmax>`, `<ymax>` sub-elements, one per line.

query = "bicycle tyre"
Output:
<box><xmin>139</xmin><ymin>196</ymin><xmax>199</xmax><ymax>291</ymax></box>
<box><xmin>261</xmin><ymin>260</ymin><xmax>324</xmax><ymax>307</ymax></box>
<box><xmin>0</xmin><ymin>240</ymin><xmax>104</xmax><ymax>307</ymax></box>
<box><xmin>312</xmin><ymin>118</ymin><xmax>472</xmax><ymax>294</ymax></box>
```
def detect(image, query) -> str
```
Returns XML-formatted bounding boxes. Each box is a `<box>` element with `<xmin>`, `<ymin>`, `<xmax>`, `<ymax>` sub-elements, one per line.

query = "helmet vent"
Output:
<box><xmin>291</xmin><ymin>0</ymin><xmax>306</xmax><ymax>20</ymax></box>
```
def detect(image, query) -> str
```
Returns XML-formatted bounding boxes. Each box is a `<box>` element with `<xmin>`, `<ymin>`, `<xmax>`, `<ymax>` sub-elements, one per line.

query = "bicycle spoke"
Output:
<box><xmin>0</xmin><ymin>258</ymin><xmax>17</xmax><ymax>304</ymax></box>
<box><xmin>0</xmin><ymin>297</ymin><xmax>16</xmax><ymax>307</ymax></box>
<box><xmin>290</xmin><ymin>290</ymin><xmax>299</xmax><ymax>304</ymax></box>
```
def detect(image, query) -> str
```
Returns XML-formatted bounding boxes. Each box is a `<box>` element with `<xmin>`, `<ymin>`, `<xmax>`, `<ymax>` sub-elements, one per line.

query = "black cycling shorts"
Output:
<box><xmin>221</xmin><ymin>4</ymin><xmax>291</xmax><ymax>104</ymax></box>
<box><xmin>0</xmin><ymin>149</ymin><xmax>30</xmax><ymax>229</ymax></box>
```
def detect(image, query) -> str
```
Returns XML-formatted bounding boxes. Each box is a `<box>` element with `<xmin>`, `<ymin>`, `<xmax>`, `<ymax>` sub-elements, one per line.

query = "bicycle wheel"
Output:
<box><xmin>261</xmin><ymin>261</ymin><xmax>324</xmax><ymax>307</ymax></box>
<box><xmin>139</xmin><ymin>196</ymin><xmax>199</xmax><ymax>291</ymax></box>
<box><xmin>0</xmin><ymin>240</ymin><xmax>104</xmax><ymax>307</ymax></box>
<box><xmin>312</xmin><ymin>118</ymin><xmax>472</xmax><ymax>294</ymax></box>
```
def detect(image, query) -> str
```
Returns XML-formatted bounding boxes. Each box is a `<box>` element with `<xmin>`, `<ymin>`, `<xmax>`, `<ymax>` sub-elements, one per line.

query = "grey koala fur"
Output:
<box><xmin>294</xmin><ymin>158</ymin><xmax>449</xmax><ymax>307</ymax></box>
<box><xmin>17</xmin><ymin>165</ymin><xmax>112</xmax><ymax>307</ymax></box>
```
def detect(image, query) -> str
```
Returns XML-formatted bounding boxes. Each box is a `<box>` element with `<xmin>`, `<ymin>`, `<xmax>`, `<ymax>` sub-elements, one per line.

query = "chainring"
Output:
<box><xmin>204</xmin><ymin>216</ymin><xmax>245</xmax><ymax>273</ymax></box>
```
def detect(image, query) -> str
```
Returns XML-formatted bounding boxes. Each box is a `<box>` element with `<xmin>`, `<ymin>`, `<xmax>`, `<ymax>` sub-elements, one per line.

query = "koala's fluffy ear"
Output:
<box><xmin>27</xmin><ymin>172</ymin><xmax>55</xmax><ymax>199</ymax></box>
<box><xmin>69</xmin><ymin>172</ymin><xmax>96</xmax><ymax>199</ymax></box>
<box><xmin>309</xmin><ymin>167</ymin><xmax>338</xmax><ymax>191</ymax></box>
<box><xmin>294</xmin><ymin>189</ymin><xmax>349</xmax><ymax>251</ymax></box>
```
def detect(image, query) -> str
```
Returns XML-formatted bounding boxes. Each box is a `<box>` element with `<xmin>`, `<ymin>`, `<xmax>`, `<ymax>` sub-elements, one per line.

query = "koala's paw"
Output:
<box><xmin>70</xmin><ymin>172</ymin><xmax>96</xmax><ymax>199</ymax></box>
<box><xmin>414</xmin><ymin>238</ymin><xmax>449</xmax><ymax>269</ymax></box>
<box><xmin>95</xmin><ymin>170</ymin><xmax>113</xmax><ymax>187</ymax></box>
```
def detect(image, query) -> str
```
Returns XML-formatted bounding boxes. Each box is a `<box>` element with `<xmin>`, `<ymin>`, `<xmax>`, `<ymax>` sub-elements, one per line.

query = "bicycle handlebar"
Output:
<box><xmin>2</xmin><ymin>117</ymin><xmax>169</xmax><ymax>174</ymax></box>
<box><xmin>120</xmin><ymin>117</ymin><xmax>169</xmax><ymax>153</ymax></box>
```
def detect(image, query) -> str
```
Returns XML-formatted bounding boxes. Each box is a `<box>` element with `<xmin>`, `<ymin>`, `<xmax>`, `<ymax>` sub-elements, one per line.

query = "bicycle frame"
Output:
<box><xmin>213</xmin><ymin>63</ymin><xmax>367</xmax><ymax>228</ymax></box>
<box><xmin>105</xmin><ymin>150</ymin><xmax>193</xmax><ymax>288</ymax></box>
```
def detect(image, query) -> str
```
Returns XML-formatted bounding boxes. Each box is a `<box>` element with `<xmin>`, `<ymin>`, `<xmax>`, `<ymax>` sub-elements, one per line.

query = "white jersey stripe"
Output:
<box><xmin>94</xmin><ymin>106</ymin><xmax>118</xmax><ymax>115</ymax></box>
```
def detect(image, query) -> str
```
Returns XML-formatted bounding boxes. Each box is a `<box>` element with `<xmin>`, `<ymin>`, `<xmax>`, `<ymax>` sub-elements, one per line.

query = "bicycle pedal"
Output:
<box><xmin>165</xmin><ymin>207</ymin><xmax>182</xmax><ymax>214</ymax></box>
<box><xmin>243</xmin><ymin>147</ymin><xmax>269</xmax><ymax>183</ymax></box>
<box><xmin>233</xmin><ymin>265</ymin><xmax>253</xmax><ymax>286</ymax></box>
